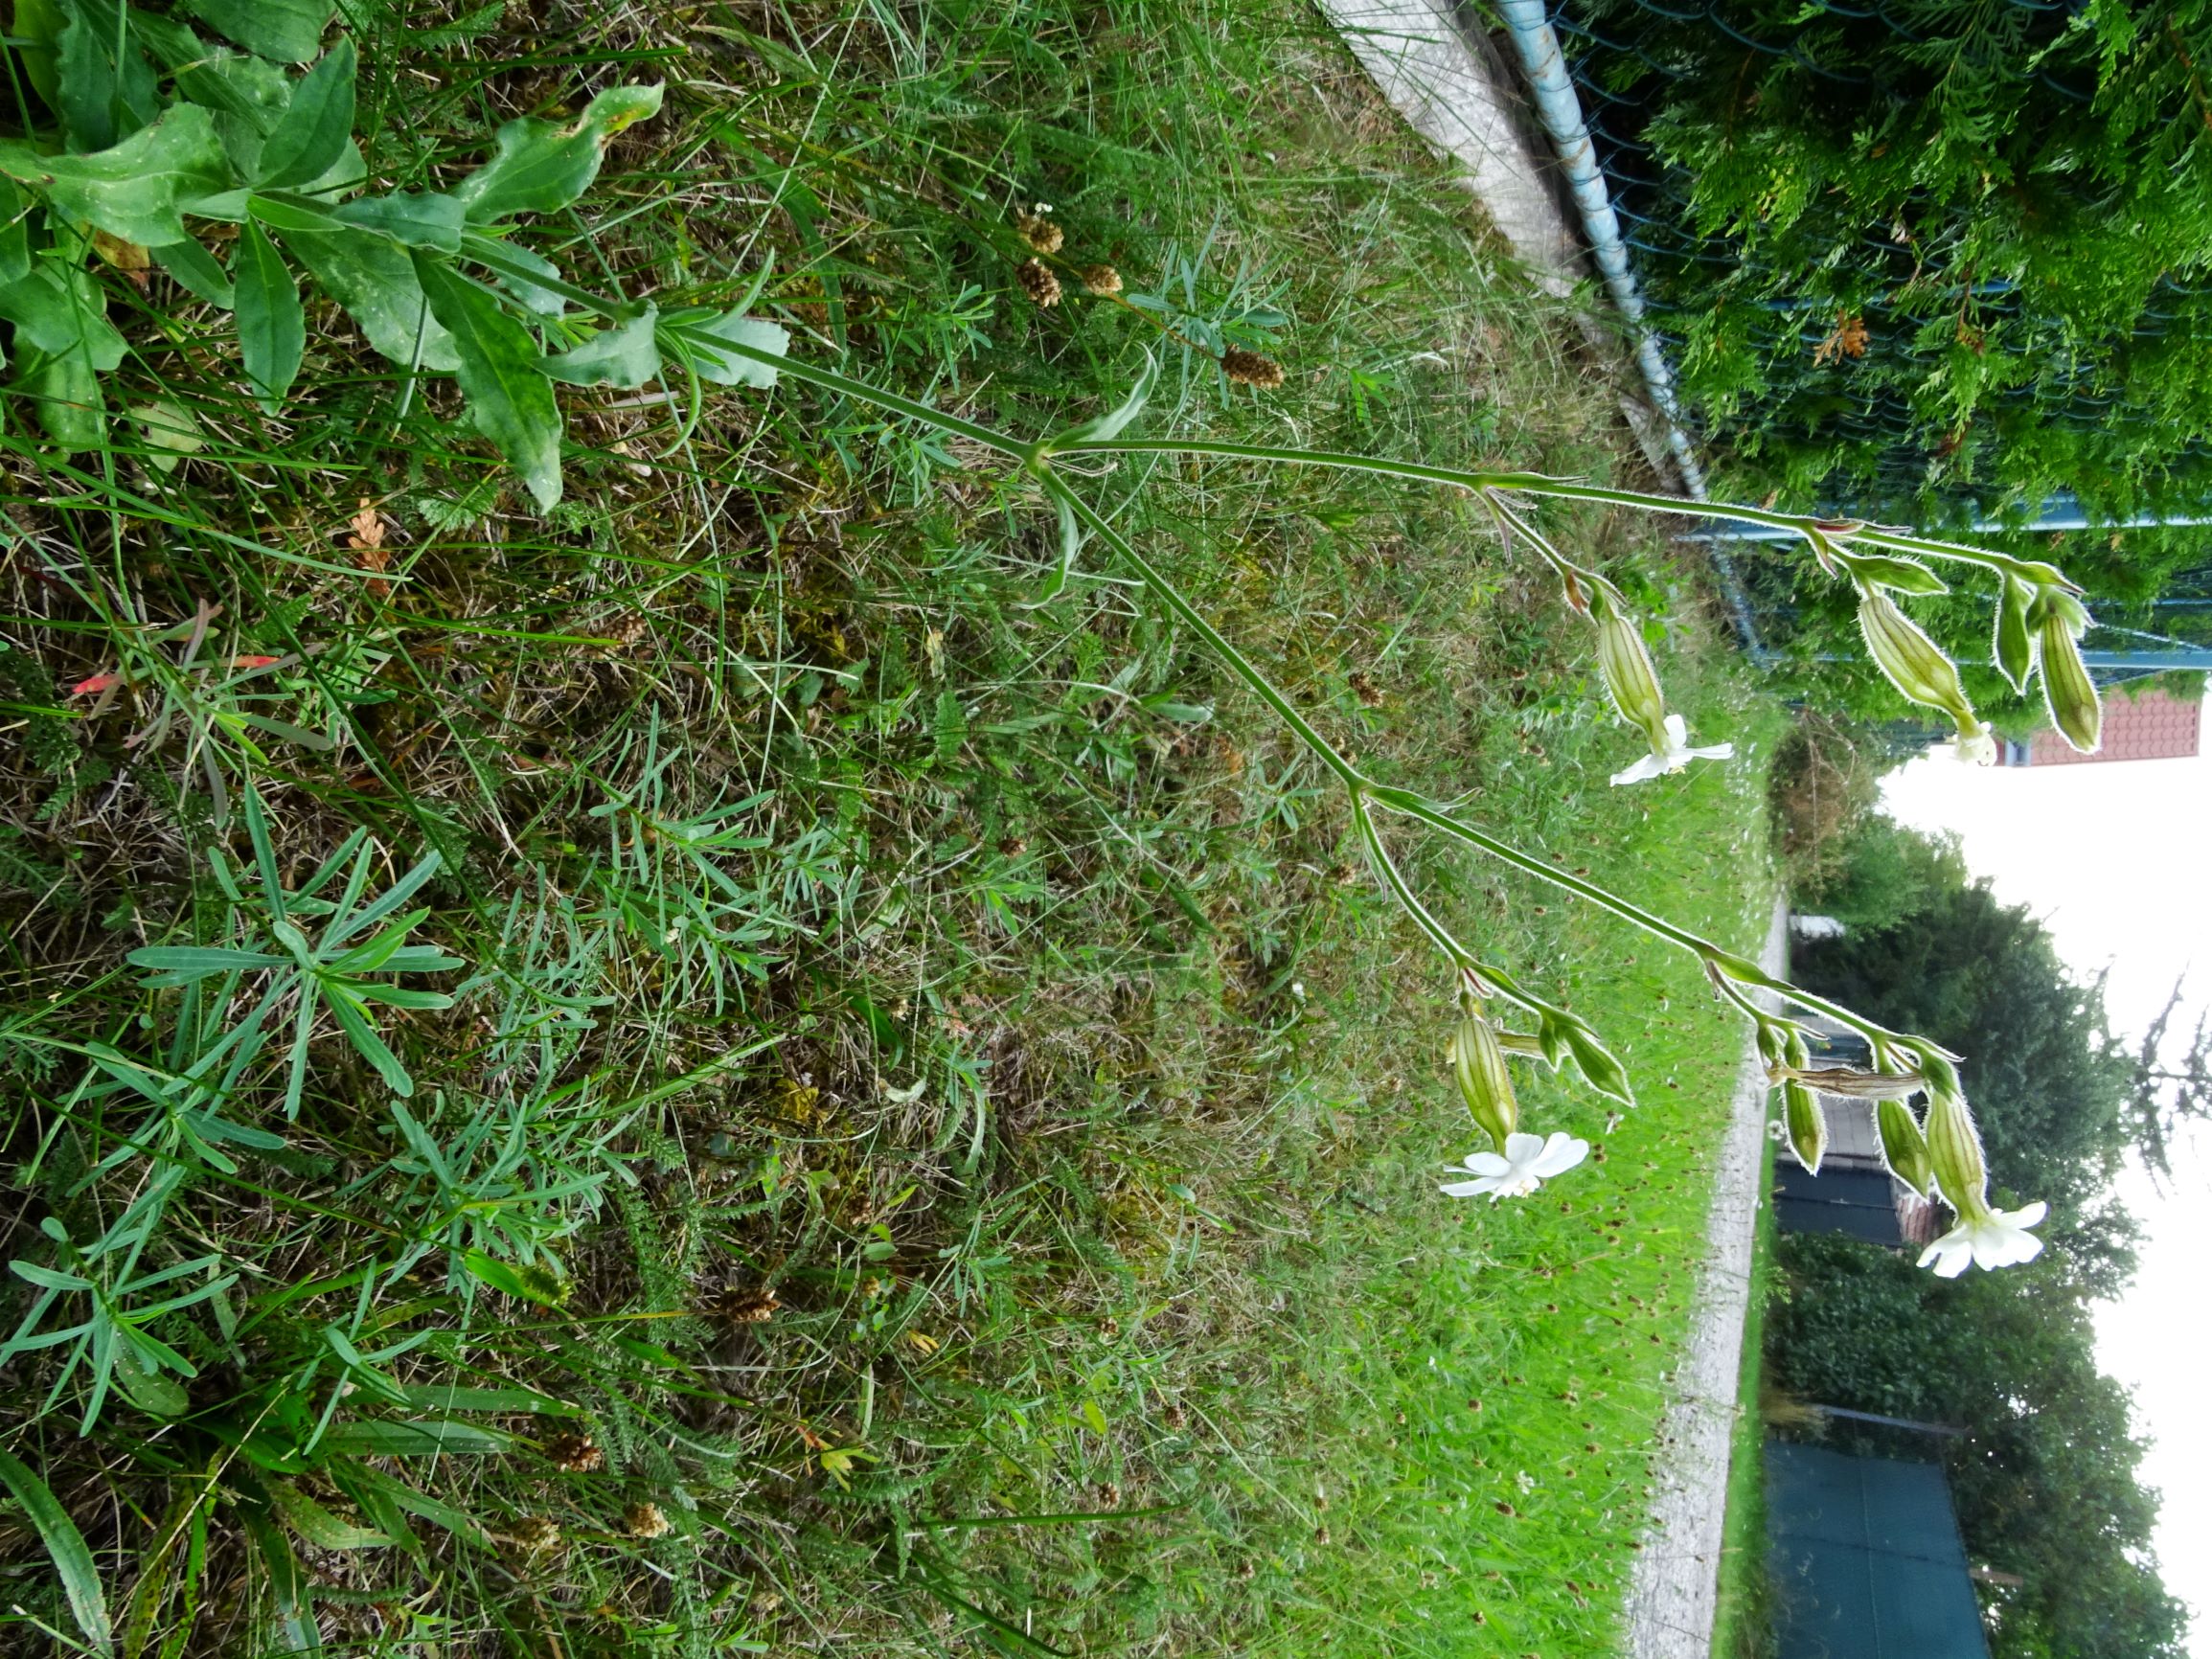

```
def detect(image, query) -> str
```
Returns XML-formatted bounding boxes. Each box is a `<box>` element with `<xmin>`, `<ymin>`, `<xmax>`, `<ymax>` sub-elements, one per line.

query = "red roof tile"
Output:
<box><xmin>2027</xmin><ymin>688</ymin><xmax>2201</xmax><ymax>766</ymax></box>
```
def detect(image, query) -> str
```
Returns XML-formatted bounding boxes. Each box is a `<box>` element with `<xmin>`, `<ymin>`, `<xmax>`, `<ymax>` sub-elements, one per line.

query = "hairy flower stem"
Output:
<box><xmin>654</xmin><ymin>330</ymin><xmax>1981</xmax><ymax>1091</ymax></box>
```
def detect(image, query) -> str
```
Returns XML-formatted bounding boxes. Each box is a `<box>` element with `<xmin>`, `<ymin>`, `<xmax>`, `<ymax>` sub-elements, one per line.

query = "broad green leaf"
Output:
<box><xmin>192</xmin><ymin>45</ymin><xmax>291</xmax><ymax>176</ymax></box>
<box><xmin>671</xmin><ymin>311</ymin><xmax>787</xmax><ymax>387</ymax></box>
<box><xmin>271</xmin><ymin>1483</ymin><xmax>391</xmax><ymax>1550</ymax></box>
<box><xmin>0</xmin><ymin>179</ymin><xmax>29</xmax><ymax>284</ymax></box>
<box><xmin>1</xmin><ymin>104</ymin><xmax>230</xmax><ymax>247</ymax></box>
<box><xmin>280</xmin><ymin>221</ymin><xmax>460</xmax><ymax>371</ymax></box>
<box><xmin>415</xmin><ymin>256</ymin><xmax>563</xmax><ymax>510</ymax></box>
<box><xmin>485</xmin><ymin>240</ymin><xmax>567</xmax><ymax>317</ymax></box>
<box><xmin>0</xmin><ymin>263</ymin><xmax>125</xmax><ymax>364</ymax></box>
<box><xmin>127</xmin><ymin>398</ymin><xmax>205</xmax><ymax>472</ymax></box>
<box><xmin>151</xmin><ymin>236</ymin><xmax>235</xmax><ymax>307</ymax></box>
<box><xmin>461</xmin><ymin>1249</ymin><xmax>567</xmax><ymax>1306</ymax></box>
<box><xmin>11</xmin><ymin>0</ymin><xmax>62</xmax><ymax>108</ymax></box>
<box><xmin>333</xmin><ymin>192</ymin><xmax>465</xmax><ymax>253</ymax></box>
<box><xmin>55</xmin><ymin>0</ymin><xmax>159</xmax><ymax>154</ymax></box>
<box><xmin>180</xmin><ymin>0</ymin><xmax>331</xmax><ymax>62</ymax></box>
<box><xmin>257</xmin><ymin>37</ymin><xmax>355</xmax><ymax>189</ymax></box>
<box><xmin>451</xmin><ymin>82</ymin><xmax>664</xmax><ymax>222</ymax></box>
<box><xmin>113</xmin><ymin>1343</ymin><xmax>190</xmax><ymax>1416</ymax></box>
<box><xmin>15</xmin><ymin>342</ymin><xmax>107</xmax><ymax>451</ymax></box>
<box><xmin>236</xmin><ymin>216</ymin><xmax>305</xmax><ymax>415</ymax></box>
<box><xmin>0</xmin><ymin>1447</ymin><xmax>113</xmax><ymax>1656</ymax></box>
<box><xmin>541</xmin><ymin>305</ymin><xmax>661</xmax><ymax>388</ymax></box>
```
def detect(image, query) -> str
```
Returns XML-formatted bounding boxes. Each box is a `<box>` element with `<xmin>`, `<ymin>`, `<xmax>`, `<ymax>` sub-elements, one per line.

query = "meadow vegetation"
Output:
<box><xmin>0</xmin><ymin>2</ymin><xmax>1790</xmax><ymax>1653</ymax></box>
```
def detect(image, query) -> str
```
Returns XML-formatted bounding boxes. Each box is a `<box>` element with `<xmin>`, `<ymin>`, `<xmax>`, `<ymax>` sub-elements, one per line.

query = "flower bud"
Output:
<box><xmin>1923</xmin><ymin>1088</ymin><xmax>1990</xmax><ymax>1216</ymax></box>
<box><xmin>1449</xmin><ymin>1009</ymin><xmax>1518</xmax><ymax>1151</ymax></box>
<box><xmin>2037</xmin><ymin>604</ymin><xmax>2102</xmax><ymax>755</ymax></box>
<box><xmin>1591</xmin><ymin>589</ymin><xmax>1668</xmax><ymax>751</ymax></box>
<box><xmin>1783</xmin><ymin>1079</ymin><xmax>1826</xmax><ymax>1174</ymax></box>
<box><xmin>1857</xmin><ymin>591</ymin><xmax>1980</xmax><ymax>738</ymax></box>
<box><xmin>1876</xmin><ymin>1099</ymin><xmax>1933</xmax><ymax>1195</ymax></box>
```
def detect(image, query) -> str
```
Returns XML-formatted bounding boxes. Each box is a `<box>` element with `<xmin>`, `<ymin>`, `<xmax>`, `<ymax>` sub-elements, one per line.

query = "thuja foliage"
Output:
<box><xmin>1562</xmin><ymin>0</ymin><xmax>2212</xmax><ymax>517</ymax></box>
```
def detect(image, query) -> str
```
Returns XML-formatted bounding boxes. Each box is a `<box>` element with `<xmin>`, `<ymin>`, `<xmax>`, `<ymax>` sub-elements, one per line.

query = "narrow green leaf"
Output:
<box><xmin>332</xmin><ymin>192</ymin><xmax>464</xmax><ymax>253</ymax></box>
<box><xmin>237</xmin><ymin>1497</ymin><xmax>319</xmax><ymax>1655</ymax></box>
<box><xmin>415</xmin><ymin>256</ymin><xmax>563</xmax><ymax>509</ymax></box>
<box><xmin>322</xmin><ymin>1419</ymin><xmax>513</xmax><ymax>1456</ymax></box>
<box><xmin>235</xmin><ymin>218</ymin><xmax>304</xmax><ymax>415</ymax></box>
<box><xmin>323</xmin><ymin>989</ymin><xmax>412</xmax><ymax>1097</ymax></box>
<box><xmin>541</xmin><ymin>305</ymin><xmax>661</xmax><ymax>388</ymax></box>
<box><xmin>1053</xmin><ymin>349</ymin><xmax>1158</xmax><ymax>446</ymax></box>
<box><xmin>451</xmin><ymin>83</ymin><xmax>664</xmax><ymax>222</ymax></box>
<box><xmin>0</xmin><ymin>1446</ymin><xmax>114</xmax><ymax>1656</ymax></box>
<box><xmin>256</xmin><ymin>38</ymin><xmax>355</xmax><ymax>190</ymax></box>
<box><xmin>0</xmin><ymin>104</ymin><xmax>231</xmax><ymax>247</ymax></box>
<box><xmin>179</xmin><ymin>0</ymin><xmax>332</xmax><ymax>62</ymax></box>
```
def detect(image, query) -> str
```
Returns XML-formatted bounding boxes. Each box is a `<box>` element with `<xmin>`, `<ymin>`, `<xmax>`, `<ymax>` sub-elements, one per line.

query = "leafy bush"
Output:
<box><xmin>1797</xmin><ymin>811</ymin><xmax>1966</xmax><ymax>934</ymax></box>
<box><xmin>1565</xmin><ymin>0</ymin><xmax>2212</xmax><ymax>520</ymax></box>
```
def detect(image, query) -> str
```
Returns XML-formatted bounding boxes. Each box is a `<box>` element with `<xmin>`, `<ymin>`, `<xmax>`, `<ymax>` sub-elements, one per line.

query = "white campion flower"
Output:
<box><xmin>1439</xmin><ymin>1131</ymin><xmax>1589</xmax><ymax>1200</ymax></box>
<box><xmin>1916</xmin><ymin>1200</ymin><xmax>2048</xmax><ymax>1278</ymax></box>
<box><xmin>1609</xmin><ymin>715</ymin><xmax>1733</xmax><ymax>787</ymax></box>
<box><xmin>1952</xmin><ymin>723</ymin><xmax>1996</xmax><ymax>766</ymax></box>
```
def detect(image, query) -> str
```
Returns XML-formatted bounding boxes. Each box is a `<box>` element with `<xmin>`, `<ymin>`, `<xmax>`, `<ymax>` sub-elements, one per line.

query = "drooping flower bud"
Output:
<box><xmin>1923</xmin><ymin>1088</ymin><xmax>1990</xmax><ymax>1216</ymax></box>
<box><xmin>2035</xmin><ymin>596</ymin><xmax>2102</xmax><ymax>755</ymax></box>
<box><xmin>1591</xmin><ymin>587</ymin><xmax>1669</xmax><ymax>752</ymax></box>
<box><xmin>1449</xmin><ymin>1008</ymin><xmax>1518</xmax><ymax>1151</ymax></box>
<box><xmin>1876</xmin><ymin>1099</ymin><xmax>1934</xmax><ymax>1196</ymax></box>
<box><xmin>1783</xmin><ymin>1079</ymin><xmax>1827</xmax><ymax>1174</ymax></box>
<box><xmin>1777</xmin><ymin>1063</ymin><xmax>1926</xmax><ymax>1101</ymax></box>
<box><xmin>1857</xmin><ymin>591</ymin><xmax>1983</xmax><ymax>740</ymax></box>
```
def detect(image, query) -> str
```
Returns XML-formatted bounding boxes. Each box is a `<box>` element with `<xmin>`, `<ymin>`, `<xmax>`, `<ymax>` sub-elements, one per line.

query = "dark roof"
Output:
<box><xmin>1768</xmin><ymin>1444</ymin><xmax>1991</xmax><ymax>1659</ymax></box>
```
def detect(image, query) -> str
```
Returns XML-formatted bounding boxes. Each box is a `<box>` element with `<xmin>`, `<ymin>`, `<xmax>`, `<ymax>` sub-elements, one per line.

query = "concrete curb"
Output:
<box><xmin>1623</xmin><ymin>894</ymin><xmax>1788</xmax><ymax>1659</ymax></box>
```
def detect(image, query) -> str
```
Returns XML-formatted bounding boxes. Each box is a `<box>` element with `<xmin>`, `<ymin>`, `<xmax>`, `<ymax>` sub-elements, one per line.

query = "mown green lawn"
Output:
<box><xmin>1</xmin><ymin>2</ymin><xmax>1779</xmax><ymax>1653</ymax></box>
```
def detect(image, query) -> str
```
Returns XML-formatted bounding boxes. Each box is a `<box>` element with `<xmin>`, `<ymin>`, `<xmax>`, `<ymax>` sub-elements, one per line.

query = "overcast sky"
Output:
<box><xmin>1883</xmin><ymin>739</ymin><xmax>2212</xmax><ymax>1651</ymax></box>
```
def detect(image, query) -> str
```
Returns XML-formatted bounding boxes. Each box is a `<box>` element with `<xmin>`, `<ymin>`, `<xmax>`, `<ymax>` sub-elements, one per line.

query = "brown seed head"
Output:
<box><xmin>625</xmin><ymin>1501</ymin><xmax>673</xmax><ymax>1539</ymax></box>
<box><xmin>544</xmin><ymin>1432</ymin><xmax>604</xmax><ymax>1473</ymax></box>
<box><xmin>1015</xmin><ymin>212</ymin><xmax>1064</xmax><ymax>254</ymax></box>
<box><xmin>1016</xmin><ymin>259</ymin><xmax>1061</xmax><ymax>308</ymax></box>
<box><xmin>1220</xmin><ymin>348</ymin><xmax>1285</xmax><ymax>389</ymax></box>
<box><xmin>1080</xmin><ymin>263</ymin><xmax>1123</xmax><ymax>296</ymax></box>
<box><xmin>707</xmin><ymin>1284</ymin><xmax>780</xmax><ymax>1325</ymax></box>
<box><xmin>510</xmin><ymin>1514</ymin><xmax>563</xmax><ymax>1554</ymax></box>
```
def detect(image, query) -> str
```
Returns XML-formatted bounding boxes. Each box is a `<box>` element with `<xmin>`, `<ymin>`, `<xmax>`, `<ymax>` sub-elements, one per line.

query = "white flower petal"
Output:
<box><xmin>1661</xmin><ymin>713</ymin><xmax>1688</xmax><ymax>747</ymax></box>
<box><xmin>1610</xmin><ymin>752</ymin><xmax>1670</xmax><ymax>787</ymax></box>
<box><xmin>1440</xmin><ymin>1179</ymin><xmax>1495</xmax><ymax>1198</ymax></box>
<box><xmin>1528</xmin><ymin>1133</ymin><xmax>1590</xmax><ymax>1178</ymax></box>
<box><xmin>1687</xmin><ymin>742</ymin><xmax>1735</xmax><ymax>762</ymax></box>
<box><xmin>2007</xmin><ymin>1200</ymin><xmax>2049</xmax><ymax>1229</ymax></box>
<box><xmin>1461</xmin><ymin>1152</ymin><xmax>1512</xmax><ymax>1177</ymax></box>
<box><xmin>1500</xmin><ymin>1132</ymin><xmax>1546</xmax><ymax>1165</ymax></box>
